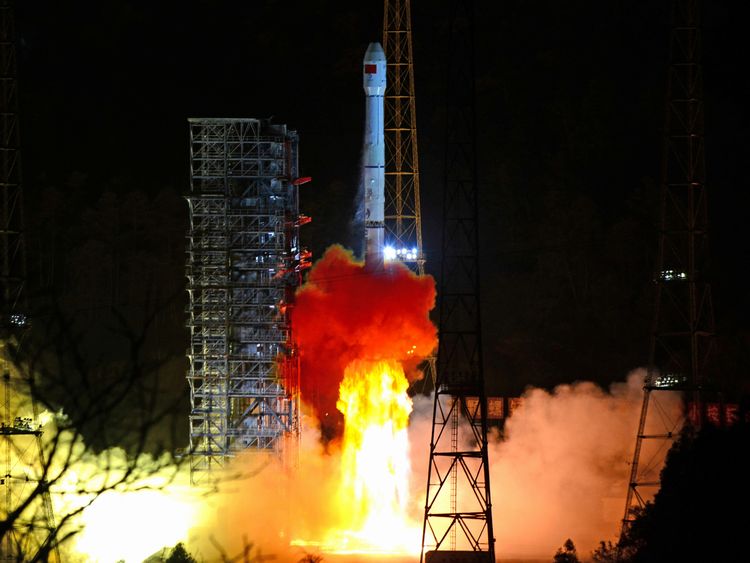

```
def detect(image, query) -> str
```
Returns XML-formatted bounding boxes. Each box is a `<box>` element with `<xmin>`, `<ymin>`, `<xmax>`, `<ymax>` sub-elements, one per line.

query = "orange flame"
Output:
<box><xmin>293</xmin><ymin>245</ymin><xmax>437</xmax><ymax>439</ymax></box>
<box><xmin>291</xmin><ymin>245</ymin><xmax>437</xmax><ymax>554</ymax></box>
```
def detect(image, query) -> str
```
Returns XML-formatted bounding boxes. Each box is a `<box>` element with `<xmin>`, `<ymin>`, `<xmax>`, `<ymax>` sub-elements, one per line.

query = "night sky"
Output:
<box><xmin>13</xmin><ymin>1</ymin><xmax>750</xmax><ymax>400</ymax></box>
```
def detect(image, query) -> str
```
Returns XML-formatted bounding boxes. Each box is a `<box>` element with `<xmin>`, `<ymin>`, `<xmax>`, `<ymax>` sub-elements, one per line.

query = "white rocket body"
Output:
<box><xmin>363</xmin><ymin>42</ymin><xmax>386</xmax><ymax>268</ymax></box>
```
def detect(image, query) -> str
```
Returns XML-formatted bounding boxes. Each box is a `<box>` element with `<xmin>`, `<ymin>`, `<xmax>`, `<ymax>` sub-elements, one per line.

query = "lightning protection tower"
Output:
<box><xmin>186</xmin><ymin>118</ymin><xmax>307</xmax><ymax>486</ymax></box>
<box><xmin>1</xmin><ymin>1</ymin><xmax>59</xmax><ymax>560</ymax></box>
<box><xmin>621</xmin><ymin>0</ymin><xmax>716</xmax><ymax>535</ymax></box>
<box><xmin>420</xmin><ymin>0</ymin><xmax>495</xmax><ymax>561</ymax></box>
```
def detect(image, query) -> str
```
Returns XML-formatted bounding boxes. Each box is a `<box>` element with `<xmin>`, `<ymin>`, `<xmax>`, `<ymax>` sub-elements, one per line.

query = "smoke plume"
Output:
<box><xmin>409</xmin><ymin>369</ymin><xmax>681</xmax><ymax>559</ymax></box>
<box><xmin>292</xmin><ymin>244</ymin><xmax>437</xmax><ymax>438</ymax></box>
<box><xmin>191</xmin><ymin>370</ymin><xmax>681</xmax><ymax>561</ymax></box>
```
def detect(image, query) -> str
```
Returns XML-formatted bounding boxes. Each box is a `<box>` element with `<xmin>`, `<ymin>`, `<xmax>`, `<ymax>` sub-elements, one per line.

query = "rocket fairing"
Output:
<box><xmin>363</xmin><ymin>42</ymin><xmax>386</xmax><ymax>269</ymax></box>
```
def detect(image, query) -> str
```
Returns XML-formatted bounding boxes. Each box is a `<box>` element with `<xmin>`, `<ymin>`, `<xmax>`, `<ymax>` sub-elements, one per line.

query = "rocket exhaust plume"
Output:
<box><xmin>293</xmin><ymin>244</ymin><xmax>436</xmax><ymax>441</ymax></box>
<box><xmin>362</xmin><ymin>42</ymin><xmax>386</xmax><ymax>270</ymax></box>
<box><xmin>292</xmin><ymin>245</ymin><xmax>437</xmax><ymax>553</ymax></box>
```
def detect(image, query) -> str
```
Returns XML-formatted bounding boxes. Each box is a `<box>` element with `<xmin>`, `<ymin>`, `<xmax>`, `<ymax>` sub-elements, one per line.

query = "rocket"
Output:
<box><xmin>362</xmin><ymin>42</ymin><xmax>386</xmax><ymax>269</ymax></box>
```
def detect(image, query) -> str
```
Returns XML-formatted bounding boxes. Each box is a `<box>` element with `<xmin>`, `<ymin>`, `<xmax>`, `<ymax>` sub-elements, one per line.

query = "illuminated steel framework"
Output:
<box><xmin>383</xmin><ymin>0</ymin><xmax>424</xmax><ymax>271</ymax></box>
<box><xmin>421</xmin><ymin>0</ymin><xmax>495</xmax><ymax>561</ymax></box>
<box><xmin>186</xmin><ymin>118</ymin><xmax>303</xmax><ymax>485</ymax></box>
<box><xmin>383</xmin><ymin>0</ymin><xmax>436</xmax><ymax>389</ymax></box>
<box><xmin>1</xmin><ymin>2</ymin><xmax>58</xmax><ymax>560</ymax></box>
<box><xmin>621</xmin><ymin>0</ymin><xmax>716</xmax><ymax>535</ymax></box>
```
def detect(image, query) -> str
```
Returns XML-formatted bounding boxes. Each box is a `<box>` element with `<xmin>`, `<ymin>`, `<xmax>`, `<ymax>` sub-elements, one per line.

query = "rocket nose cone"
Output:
<box><xmin>364</xmin><ymin>42</ymin><xmax>386</xmax><ymax>63</ymax></box>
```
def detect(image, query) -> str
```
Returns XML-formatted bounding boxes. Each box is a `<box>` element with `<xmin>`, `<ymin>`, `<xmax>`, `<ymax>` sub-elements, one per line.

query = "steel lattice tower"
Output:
<box><xmin>0</xmin><ymin>0</ymin><xmax>23</xmax><ymax>319</ymax></box>
<box><xmin>1</xmin><ymin>1</ymin><xmax>58</xmax><ymax>560</ymax></box>
<box><xmin>621</xmin><ymin>0</ymin><xmax>716</xmax><ymax>535</ymax></box>
<box><xmin>382</xmin><ymin>1</ymin><xmax>437</xmax><ymax>388</ymax></box>
<box><xmin>420</xmin><ymin>0</ymin><xmax>495</xmax><ymax>560</ymax></box>
<box><xmin>186</xmin><ymin>119</ymin><xmax>304</xmax><ymax>486</ymax></box>
<box><xmin>382</xmin><ymin>0</ymin><xmax>424</xmax><ymax>271</ymax></box>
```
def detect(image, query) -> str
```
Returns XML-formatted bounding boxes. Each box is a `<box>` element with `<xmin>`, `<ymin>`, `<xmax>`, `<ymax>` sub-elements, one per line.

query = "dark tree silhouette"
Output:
<box><xmin>614</xmin><ymin>423</ymin><xmax>750</xmax><ymax>562</ymax></box>
<box><xmin>591</xmin><ymin>540</ymin><xmax>618</xmax><ymax>562</ymax></box>
<box><xmin>1</xmin><ymin>287</ymin><xmax>188</xmax><ymax>560</ymax></box>
<box><xmin>553</xmin><ymin>538</ymin><xmax>580</xmax><ymax>563</ymax></box>
<box><xmin>166</xmin><ymin>542</ymin><xmax>198</xmax><ymax>563</ymax></box>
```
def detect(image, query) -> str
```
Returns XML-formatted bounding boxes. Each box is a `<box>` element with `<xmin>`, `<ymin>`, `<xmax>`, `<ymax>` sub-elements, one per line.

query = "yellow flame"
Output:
<box><xmin>74</xmin><ymin>485</ymin><xmax>197</xmax><ymax>562</ymax></box>
<box><xmin>324</xmin><ymin>359</ymin><xmax>421</xmax><ymax>554</ymax></box>
<box><xmin>48</xmin><ymin>443</ymin><xmax>198</xmax><ymax>562</ymax></box>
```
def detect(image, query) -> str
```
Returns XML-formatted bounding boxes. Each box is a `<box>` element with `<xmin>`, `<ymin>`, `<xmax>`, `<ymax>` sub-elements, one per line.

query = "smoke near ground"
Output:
<box><xmin>0</xmin><ymin>374</ymin><xmax>195</xmax><ymax>562</ymax></box>
<box><xmin>407</xmin><ymin>370</ymin><xmax>681</xmax><ymax>559</ymax></box>
<box><xmin>188</xmin><ymin>372</ymin><xmax>680</xmax><ymax>561</ymax></box>
<box><xmin>188</xmin><ymin>432</ymin><xmax>345</xmax><ymax>562</ymax></box>
<box><xmin>487</xmin><ymin>370</ymin><xmax>680</xmax><ymax>558</ymax></box>
<box><xmin>6</xmin><ymin>242</ymin><xmax>681</xmax><ymax>561</ymax></box>
<box><xmin>20</xmin><ymin>366</ymin><xmax>675</xmax><ymax>562</ymax></box>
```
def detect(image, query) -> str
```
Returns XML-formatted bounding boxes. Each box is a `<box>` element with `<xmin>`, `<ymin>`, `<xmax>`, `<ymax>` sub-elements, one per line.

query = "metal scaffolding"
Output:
<box><xmin>186</xmin><ymin>118</ymin><xmax>304</xmax><ymax>486</ymax></box>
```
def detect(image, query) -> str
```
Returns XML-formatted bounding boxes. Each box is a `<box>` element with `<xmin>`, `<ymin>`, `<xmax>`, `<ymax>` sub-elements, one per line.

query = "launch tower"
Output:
<box><xmin>186</xmin><ymin>118</ymin><xmax>306</xmax><ymax>486</ymax></box>
<box><xmin>382</xmin><ymin>0</ymin><xmax>436</xmax><ymax>388</ymax></box>
<box><xmin>382</xmin><ymin>0</ymin><xmax>425</xmax><ymax>272</ymax></box>
<box><xmin>621</xmin><ymin>0</ymin><xmax>717</xmax><ymax>535</ymax></box>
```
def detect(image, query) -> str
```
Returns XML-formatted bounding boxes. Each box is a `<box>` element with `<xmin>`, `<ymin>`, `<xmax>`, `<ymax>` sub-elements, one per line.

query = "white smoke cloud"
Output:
<box><xmin>184</xmin><ymin>369</ymin><xmax>681</xmax><ymax>562</ymax></box>
<box><xmin>406</xmin><ymin>369</ymin><xmax>682</xmax><ymax>559</ymax></box>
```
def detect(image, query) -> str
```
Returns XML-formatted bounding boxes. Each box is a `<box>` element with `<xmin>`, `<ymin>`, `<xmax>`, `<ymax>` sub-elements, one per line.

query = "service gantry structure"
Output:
<box><xmin>1</xmin><ymin>1</ymin><xmax>58</xmax><ymax>560</ymax></box>
<box><xmin>186</xmin><ymin>118</ymin><xmax>307</xmax><ymax>486</ymax></box>
<box><xmin>420</xmin><ymin>0</ymin><xmax>495</xmax><ymax>561</ymax></box>
<box><xmin>621</xmin><ymin>0</ymin><xmax>717</xmax><ymax>535</ymax></box>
